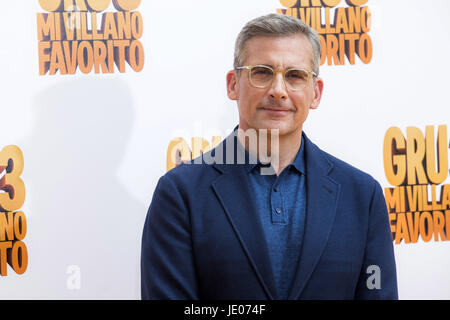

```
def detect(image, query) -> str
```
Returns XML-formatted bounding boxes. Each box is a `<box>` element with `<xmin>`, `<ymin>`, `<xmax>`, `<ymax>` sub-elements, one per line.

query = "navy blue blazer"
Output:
<box><xmin>141</xmin><ymin>129</ymin><xmax>398</xmax><ymax>299</ymax></box>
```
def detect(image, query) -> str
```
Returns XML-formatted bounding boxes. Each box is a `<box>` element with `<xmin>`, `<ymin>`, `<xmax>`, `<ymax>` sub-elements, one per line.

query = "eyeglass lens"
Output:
<box><xmin>249</xmin><ymin>66</ymin><xmax>309</xmax><ymax>90</ymax></box>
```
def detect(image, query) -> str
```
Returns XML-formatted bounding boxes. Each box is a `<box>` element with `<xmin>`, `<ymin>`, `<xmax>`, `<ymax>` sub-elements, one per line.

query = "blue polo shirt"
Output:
<box><xmin>237</xmin><ymin>136</ymin><xmax>307</xmax><ymax>300</ymax></box>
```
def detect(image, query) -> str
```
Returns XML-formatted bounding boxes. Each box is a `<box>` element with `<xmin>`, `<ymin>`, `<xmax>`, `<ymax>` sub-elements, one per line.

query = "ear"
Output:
<box><xmin>226</xmin><ymin>70</ymin><xmax>239</xmax><ymax>101</ymax></box>
<box><xmin>310</xmin><ymin>77</ymin><xmax>324</xmax><ymax>110</ymax></box>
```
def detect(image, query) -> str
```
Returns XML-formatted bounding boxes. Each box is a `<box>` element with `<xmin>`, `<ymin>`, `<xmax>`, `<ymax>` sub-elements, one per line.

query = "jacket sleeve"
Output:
<box><xmin>141</xmin><ymin>174</ymin><xmax>199</xmax><ymax>299</ymax></box>
<box><xmin>354</xmin><ymin>180</ymin><xmax>398</xmax><ymax>299</ymax></box>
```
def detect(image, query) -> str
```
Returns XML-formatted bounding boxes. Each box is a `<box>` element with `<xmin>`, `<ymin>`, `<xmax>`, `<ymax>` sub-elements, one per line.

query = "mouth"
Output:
<box><xmin>259</xmin><ymin>107</ymin><xmax>294</xmax><ymax>116</ymax></box>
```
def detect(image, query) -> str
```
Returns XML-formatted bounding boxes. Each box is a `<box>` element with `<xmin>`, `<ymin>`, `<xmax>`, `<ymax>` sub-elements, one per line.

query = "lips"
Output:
<box><xmin>261</xmin><ymin>107</ymin><xmax>292</xmax><ymax>112</ymax></box>
<box><xmin>259</xmin><ymin>103</ymin><xmax>294</xmax><ymax>113</ymax></box>
<box><xmin>259</xmin><ymin>106</ymin><xmax>294</xmax><ymax>116</ymax></box>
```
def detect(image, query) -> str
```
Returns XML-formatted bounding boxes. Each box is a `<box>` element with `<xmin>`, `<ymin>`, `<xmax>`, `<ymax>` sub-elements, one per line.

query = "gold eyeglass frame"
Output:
<box><xmin>235</xmin><ymin>64</ymin><xmax>317</xmax><ymax>91</ymax></box>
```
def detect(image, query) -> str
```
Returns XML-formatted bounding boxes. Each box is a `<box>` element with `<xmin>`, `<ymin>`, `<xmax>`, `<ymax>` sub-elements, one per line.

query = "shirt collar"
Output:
<box><xmin>289</xmin><ymin>135</ymin><xmax>305</xmax><ymax>175</ymax></box>
<box><xmin>235</xmin><ymin>133</ymin><xmax>306</xmax><ymax>175</ymax></box>
<box><xmin>235</xmin><ymin>135</ymin><xmax>259</xmax><ymax>173</ymax></box>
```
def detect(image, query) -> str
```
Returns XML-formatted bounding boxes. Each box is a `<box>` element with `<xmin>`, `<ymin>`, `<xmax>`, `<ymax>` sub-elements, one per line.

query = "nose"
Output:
<box><xmin>268</xmin><ymin>72</ymin><xmax>287</xmax><ymax>101</ymax></box>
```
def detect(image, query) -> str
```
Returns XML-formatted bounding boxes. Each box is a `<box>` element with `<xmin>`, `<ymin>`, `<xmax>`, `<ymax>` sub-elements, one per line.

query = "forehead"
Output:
<box><xmin>243</xmin><ymin>34</ymin><xmax>314</xmax><ymax>69</ymax></box>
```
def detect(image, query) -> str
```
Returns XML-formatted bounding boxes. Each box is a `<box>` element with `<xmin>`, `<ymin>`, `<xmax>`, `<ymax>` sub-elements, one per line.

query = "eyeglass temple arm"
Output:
<box><xmin>235</xmin><ymin>66</ymin><xmax>251</xmax><ymax>70</ymax></box>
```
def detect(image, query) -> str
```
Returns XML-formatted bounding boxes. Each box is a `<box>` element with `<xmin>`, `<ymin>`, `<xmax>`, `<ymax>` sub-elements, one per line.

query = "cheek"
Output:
<box><xmin>291</xmin><ymin>94</ymin><xmax>308</xmax><ymax>109</ymax></box>
<box><xmin>292</xmin><ymin>89</ymin><xmax>315</xmax><ymax>109</ymax></box>
<box><xmin>238</xmin><ymin>88</ymin><xmax>261</xmax><ymax>113</ymax></box>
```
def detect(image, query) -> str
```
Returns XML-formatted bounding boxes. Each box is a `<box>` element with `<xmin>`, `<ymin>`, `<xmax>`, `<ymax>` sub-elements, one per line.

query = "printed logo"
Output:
<box><xmin>0</xmin><ymin>146</ymin><xmax>28</xmax><ymax>276</ymax></box>
<box><xmin>383</xmin><ymin>125</ymin><xmax>450</xmax><ymax>244</ymax></box>
<box><xmin>37</xmin><ymin>0</ymin><xmax>144</xmax><ymax>75</ymax></box>
<box><xmin>276</xmin><ymin>0</ymin><xmax>372</xmax><ymax>66</ymax></box>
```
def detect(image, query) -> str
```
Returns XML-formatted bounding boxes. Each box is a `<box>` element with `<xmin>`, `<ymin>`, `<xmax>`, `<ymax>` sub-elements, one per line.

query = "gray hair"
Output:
<box><xmin>234</xmin><ymin>13</ymin><xmax>321</xmax><ymax>75</ymax></box>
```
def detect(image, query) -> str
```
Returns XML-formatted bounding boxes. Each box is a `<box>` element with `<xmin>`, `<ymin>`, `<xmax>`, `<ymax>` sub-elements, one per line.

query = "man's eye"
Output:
<box><xmin>253</xmin><ymin>69</ymin><xmax>271</xmax><ymax>75</ymax></box>
<box><xmin>286</xmin><ymin>71</ymin><xmax>307</xmax><ymax>80</ymax></box>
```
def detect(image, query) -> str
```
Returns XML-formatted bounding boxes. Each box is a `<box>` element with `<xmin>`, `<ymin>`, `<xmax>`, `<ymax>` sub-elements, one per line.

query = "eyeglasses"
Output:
<box><xmin>235</xmin><ymin>65</ymin><xmax>317</xmax><ymax>91</ymax></box>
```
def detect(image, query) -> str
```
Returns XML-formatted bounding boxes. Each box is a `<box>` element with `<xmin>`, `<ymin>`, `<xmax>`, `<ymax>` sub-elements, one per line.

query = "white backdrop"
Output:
<box><xmin>0</xmin><ymin>0</ymin><xmax>449</xmax><ymax>299</ymax></box>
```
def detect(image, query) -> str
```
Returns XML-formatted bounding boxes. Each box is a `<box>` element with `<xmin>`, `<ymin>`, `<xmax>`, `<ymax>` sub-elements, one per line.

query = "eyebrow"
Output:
<box><xmin>256</xmin><ymin>64</ymin><xmax>307</xmax><ymax>70</ymax></box>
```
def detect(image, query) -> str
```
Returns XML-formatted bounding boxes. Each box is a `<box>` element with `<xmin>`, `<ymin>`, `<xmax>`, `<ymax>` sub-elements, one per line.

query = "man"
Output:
<box><xmin>141</xmin><ymin>13</ymin><xmax>398</xmax><ymax>300</ymax></box>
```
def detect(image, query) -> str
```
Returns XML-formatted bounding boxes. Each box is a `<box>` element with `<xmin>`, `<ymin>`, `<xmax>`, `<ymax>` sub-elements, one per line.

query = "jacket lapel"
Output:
<box><xmin>288</xmin><ymin>134</ymin><xmax>341</xmax><ymax>299</ymax></box>
<box><xmin>211</xmin><ymin>131</ymin><xmax>277</xmax><ymax>300</ymax></box>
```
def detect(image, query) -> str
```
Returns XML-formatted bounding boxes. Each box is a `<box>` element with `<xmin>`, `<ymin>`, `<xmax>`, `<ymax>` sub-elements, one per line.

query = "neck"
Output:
<box><xmin>237</xmin><ymin>126</ymin><xmax>302</xmax><ymax>175</ymax></box>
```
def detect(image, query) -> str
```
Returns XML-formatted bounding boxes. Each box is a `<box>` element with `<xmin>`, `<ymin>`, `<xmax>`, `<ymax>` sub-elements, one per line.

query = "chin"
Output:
<box><xmin>254</xmin><ymin>120</ymin><xmax>297</xmax><ymax>135</ymax></box>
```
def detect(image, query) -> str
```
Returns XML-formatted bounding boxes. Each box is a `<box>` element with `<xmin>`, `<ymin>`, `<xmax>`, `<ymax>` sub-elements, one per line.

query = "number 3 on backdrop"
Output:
<box><xmin>0</xmin><ymin>146</ymin><xmax>25</xmax><ymax>213</ymax></box>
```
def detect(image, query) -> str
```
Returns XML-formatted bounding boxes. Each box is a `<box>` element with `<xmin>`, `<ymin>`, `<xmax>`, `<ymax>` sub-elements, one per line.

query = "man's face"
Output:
<box><xmin>227</xmin><ymin>34</ymin><xmax>324</xmax><ymax>137</ymax></box>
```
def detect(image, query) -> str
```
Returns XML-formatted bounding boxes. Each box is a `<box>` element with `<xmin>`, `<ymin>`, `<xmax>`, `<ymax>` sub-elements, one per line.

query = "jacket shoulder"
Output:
<box><xmin>319</xmin><ymin>148</ymin><xmax>380</xmax><ymax>192</ymax></box>
<box><xmin>163</xmin><ymin>155</ymin><xmax>220</xmax><ymax>189</ymax></box>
